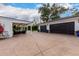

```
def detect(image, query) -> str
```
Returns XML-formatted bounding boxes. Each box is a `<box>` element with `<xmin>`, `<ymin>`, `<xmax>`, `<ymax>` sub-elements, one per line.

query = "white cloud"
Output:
<box><xmin>36</xmin><ymin>4</ymin><xmax>42</xmax><ymax>8</ymax></box>
<box><xmin>0</xmin><ymin>3</ymin><xmax>75</xmax><ymax>23</ymax></box>
<box><xmin>59</xmin><ymin>3</ymin><xmax>73</xmax><ymax>9</ymax></box>
<box><xmin>0</xmin><ymin>4</ymin><xmax>40</xmax><ymax>22</ymax></box>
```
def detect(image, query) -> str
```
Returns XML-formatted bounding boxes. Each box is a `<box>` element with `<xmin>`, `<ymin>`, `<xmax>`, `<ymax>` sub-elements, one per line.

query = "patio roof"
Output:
<box><xmin>0</xmin><ymin>16</ymin><xmax>30</xmax><ymax>22</ymax></box>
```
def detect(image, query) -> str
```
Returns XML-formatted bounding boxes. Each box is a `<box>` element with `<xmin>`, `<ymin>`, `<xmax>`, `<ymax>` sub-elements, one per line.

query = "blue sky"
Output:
<box><xmin>4</xmin><ymin>3</ymin><xmax>79</xmax><ymax>9</ymax></box>
<box><xmin>0</xmin><ymin>3</ymin><xmax>79</xmax><ymax>22</ymax></box>
<box><xmin>0</xmin><ymin>3</ymin><xmax>42</xmax><ymax>21</ymax></box>
<box><xmin>4</xmin><ymin>3</ymin><xmax>79</xmax><ymax>17</ymax></box>
<box><xmin>4</xmin><ymin>3</ymin><xmax>40</xmax><ymax>9</ymax></box>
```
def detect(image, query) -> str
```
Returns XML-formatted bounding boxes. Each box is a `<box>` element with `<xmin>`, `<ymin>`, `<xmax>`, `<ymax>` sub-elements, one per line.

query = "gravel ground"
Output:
<box><xmin>0</xmin><ymin>31</ymin><xmax>79</xmax><ymax>56</ymax></box>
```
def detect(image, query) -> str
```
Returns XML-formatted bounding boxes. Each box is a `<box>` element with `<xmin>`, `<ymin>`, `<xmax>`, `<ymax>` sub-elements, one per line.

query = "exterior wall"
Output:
<box><xmin>46</xmin><ymin>24</ymin><xmax>50</xmax><ymax>32</ymax></box>
<box><xmin>38</xmin><ymin>25</ymin><xmax>40</xmax><ymax>31</ymax></box>
<box><xmin>0</xmin><ymin>17</ymin><xmax>29</xmax><ymax>38</ymax></box>
<box><xmin>0</xmin><ymin>17</ymin><xmax>13</xmax><ymax>37</ymax></box>
<box><xmin>75</xmin><ymin>19</ymin><xmax>79</xmax><ymax>31</ymax></box>
<box><xmin>38</xmin><ymin>17</ymin><xmax>79</xmax><ymax>35</ymax></box>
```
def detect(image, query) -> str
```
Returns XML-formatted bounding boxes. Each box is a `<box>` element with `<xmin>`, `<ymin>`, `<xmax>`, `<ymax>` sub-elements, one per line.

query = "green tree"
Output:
<box><xmin>50</xmin><ymin>4</ymin><xmax>68</xmax><ymax>20</ymax></box>
<box><xmin>38</xmin><ymin>3</ymin><xmax>51</xmax><ymax>22</ymax></box>
<box><xmin>72</xmin><ymin>8</ymin><xmax>79</xmax><ymax>16</ymax></box>
<box><xmin>39</xmin><ymin>3</ymin><xmax>68</xmax><ymax>22</ymax></box>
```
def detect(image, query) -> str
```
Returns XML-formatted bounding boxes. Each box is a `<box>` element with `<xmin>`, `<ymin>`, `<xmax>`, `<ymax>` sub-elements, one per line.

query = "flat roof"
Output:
<box><xmin>0</xmin><ymin>16</ymin><xmax>31</xmax><ymax>22</ymax></box>
<box><xmin>38</xmin><ymin>15</ymin><xmax>79</xmax><ymax>25</ymax></box>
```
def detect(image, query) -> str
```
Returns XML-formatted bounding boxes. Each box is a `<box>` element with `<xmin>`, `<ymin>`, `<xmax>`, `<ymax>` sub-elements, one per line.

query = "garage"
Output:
<box><xmin>40</xmin><ymin>25</ymin><xmax>48</xmax><ymax>32</ymax></box>
<box><xmin>50</xmin><ymin>22</ymin><xmax>75</xmax><ymax>35</ymax></box>
<box><xmin>38</xmin><ymin>16</ymin><xmax>79</xmax><ymax>36</ymax></box>
<box><xmin>0</xmin><ymin>16</ymin><xmax>30</xmax><ymax>38</ymax></box>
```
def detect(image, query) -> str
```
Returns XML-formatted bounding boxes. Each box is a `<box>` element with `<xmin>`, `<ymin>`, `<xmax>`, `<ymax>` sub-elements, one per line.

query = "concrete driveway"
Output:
<box><xmin>0</xmin><ymin>31</ymin><xmax>79</xmax><ymax>56</ymax></box>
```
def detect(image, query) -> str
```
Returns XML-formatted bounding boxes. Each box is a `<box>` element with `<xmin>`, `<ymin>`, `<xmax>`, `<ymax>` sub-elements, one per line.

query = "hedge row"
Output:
<box><xmin>28</xmin><ymin>25</ymin><xmax>38</xmax><ymax>31</ymax></box>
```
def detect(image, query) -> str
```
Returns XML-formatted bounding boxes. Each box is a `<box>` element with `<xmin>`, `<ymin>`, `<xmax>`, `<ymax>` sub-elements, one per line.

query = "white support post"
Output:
<box><xmin>47</xmin><ymin>24</ymin><xmax>50</xmax><ymax>33</ymax></box>
<box><xmin>31</xmin><ymin>25</ymin><xmax>32</xmax><ymax>33</ymax></box>
<box><xmin>38</xmin><ymin>25</ymin><xmax>40</xmax><ymax>32</ymax></box>
<box><xmin>27</xmin><ymin>26</ymin><xmax>28</xmax><ymax>32</ymax></box>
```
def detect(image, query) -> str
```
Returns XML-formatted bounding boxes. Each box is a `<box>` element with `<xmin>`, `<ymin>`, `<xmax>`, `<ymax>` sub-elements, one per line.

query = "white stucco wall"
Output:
<box><xmin>47</xmin><ymin>24</ymin><xmax>50</xmax><ymax>30</ymax></box>
<box><xmin>38</xmin><ymin>16</ymin><xmax>79</xmax><ymax>33</ymax></box>
<box><xmin>75</xmin><ymin>19</ymin><xmax>79</xmax><ymax>31</ymax></box>
<box><xmin>0</xmin><ymin>18</ymin><xmax>13</xmax><ymax>37</ymax></box>
<box><xmin>38</xmin><ymin>25</ymin><xmax>40</xmax><ymax>30</ymax></box>
<box><xmin>0</xmin><ymin>17</ymin><xmax>29</xmax><ymax>38</ymax></box>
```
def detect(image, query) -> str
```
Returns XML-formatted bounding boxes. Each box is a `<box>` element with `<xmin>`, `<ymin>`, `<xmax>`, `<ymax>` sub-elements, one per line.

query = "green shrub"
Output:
<box><xmin>32</xmin><ymin>25</ymin><xmax>38</xmax><ymax>31</ymax></box>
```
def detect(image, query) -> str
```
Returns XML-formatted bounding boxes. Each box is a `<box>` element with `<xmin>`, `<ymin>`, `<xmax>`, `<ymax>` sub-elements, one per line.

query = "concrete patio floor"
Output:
<box><xmin>0</xmin><ymin>31</ymin><xmax>79</xmax><ymax>56</ymax></box>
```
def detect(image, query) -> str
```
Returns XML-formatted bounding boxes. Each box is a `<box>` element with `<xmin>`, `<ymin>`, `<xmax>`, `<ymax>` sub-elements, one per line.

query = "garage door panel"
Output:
<box><xmin>40</xmin><ymin>25</ymin><xmax>48</xmax><ymax>32</ymax></box>
<box><xmin>50</xmin><ymin>22</ymin><xmax>74</xmax><ymax>35</ymax></box>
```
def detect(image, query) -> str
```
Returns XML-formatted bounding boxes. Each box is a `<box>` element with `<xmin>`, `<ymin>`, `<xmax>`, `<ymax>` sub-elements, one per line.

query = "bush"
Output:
<box><xmin>13</xmin><ymin>24</ymin><xmax>27</xmax><ymax>35</ymax></box>
<box><xmin>28</xmin><ymin>26</ymin><xmax>31</xmax><ymax>30</ymax></box>
<box><xmin>32</xmin><ymin>25</ymin><xmax>38</xmax><ymax>31</ymax></box>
